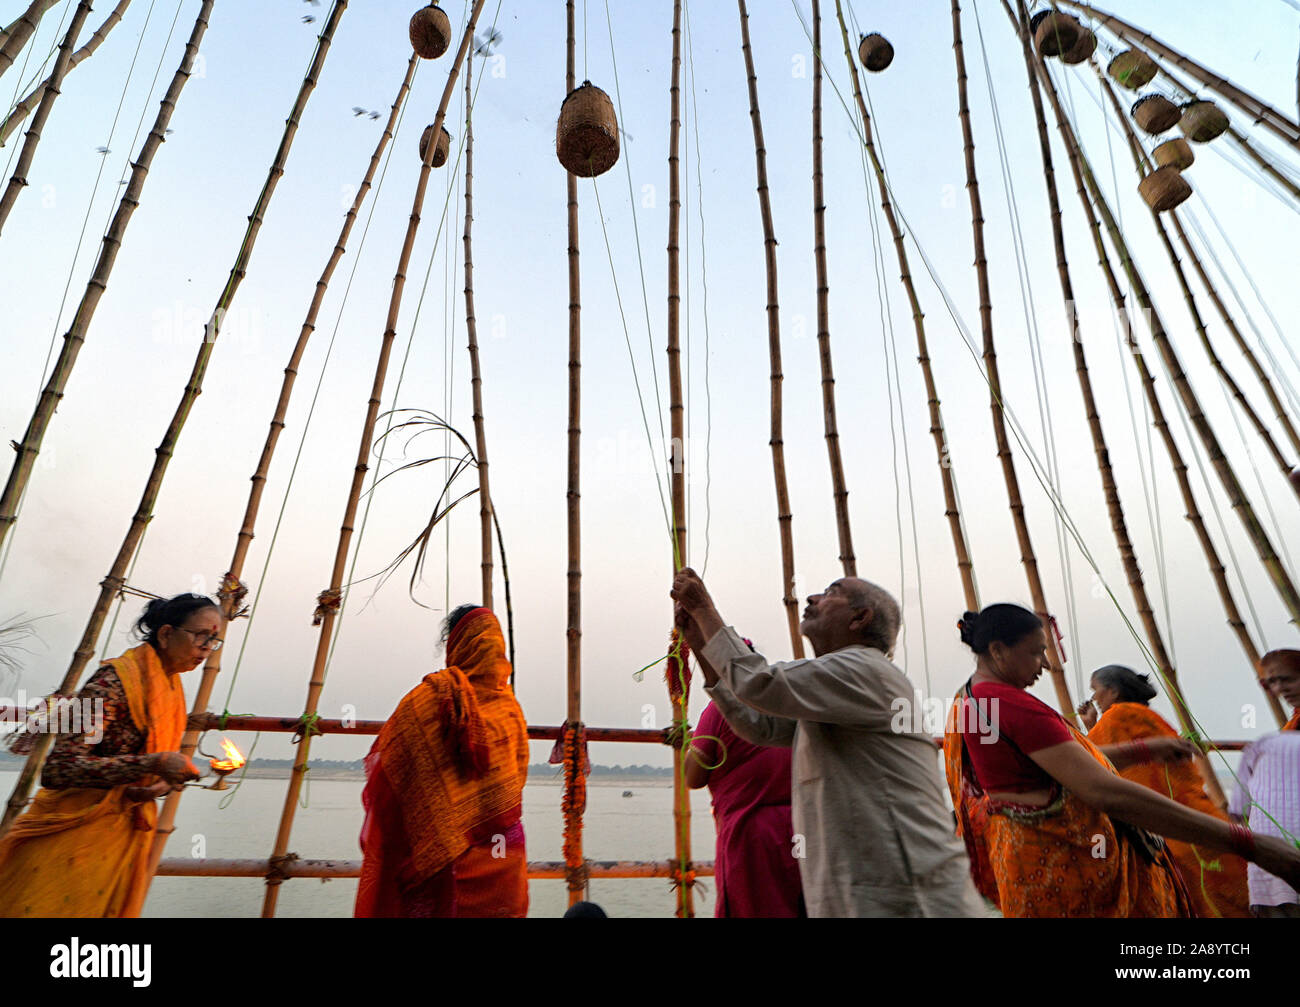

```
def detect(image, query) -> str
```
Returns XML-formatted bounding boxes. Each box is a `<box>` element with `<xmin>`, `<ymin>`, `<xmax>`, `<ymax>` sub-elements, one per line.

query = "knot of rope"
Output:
<box><xmin>266</xmin><ymin>852</ymin><xmax>299</xmax><ymax>884</ymax></box>
<box><xmin>312</xmin><ymin>587</ymin><xmax>342</xmax><ymax>626</ymax></box>
<box><xmin>292</xmin><ymin>712</ymin><xmax>323</xmax><ymax>745</ymax></box>
<box><xmin>563</xmin><ymin>860</ymin><xmax>590</xmax><ymax>891</ymax></box>
<box><xmin>669</xmin><ymin>860</ymin><xmax>697</xmax><ymax>892</ymax></box>
<box><xmin>661</xmin><ymin>721</ymin><xmax>691</xmax><ymax>750</ymax></box>
<box><xmin>218</xmin><ymin>571</ymin><xmax>250</xmax><ymax>618</ymax></box>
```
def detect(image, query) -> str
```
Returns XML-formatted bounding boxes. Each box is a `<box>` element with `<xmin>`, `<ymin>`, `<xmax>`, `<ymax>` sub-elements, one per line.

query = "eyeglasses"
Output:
<box><xmin>179</xmin><ymin>628</ymin><xmax>223</xmax><ymax>651</ymax></box>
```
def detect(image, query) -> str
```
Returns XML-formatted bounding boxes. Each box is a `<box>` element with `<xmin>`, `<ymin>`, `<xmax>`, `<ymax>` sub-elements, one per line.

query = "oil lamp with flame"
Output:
<box><xmin>197</xmin><ymin>736</ymin><xmax>246</xmax><ymax>790</ymax></box>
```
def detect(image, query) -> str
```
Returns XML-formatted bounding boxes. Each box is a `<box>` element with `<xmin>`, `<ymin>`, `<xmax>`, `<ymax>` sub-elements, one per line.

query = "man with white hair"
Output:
<box><xmin>671</xmin><ymin>567</ymin><xmax>982</xmax><ymax>918</ymax></box>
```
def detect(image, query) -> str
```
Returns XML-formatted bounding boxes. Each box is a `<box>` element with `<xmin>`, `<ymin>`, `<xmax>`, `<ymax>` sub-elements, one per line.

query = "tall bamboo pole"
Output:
<box><xmin>738</xmin><ymin>0</ymin><xmax>803</xmax><ymax>658</ymax></box>
<box><xmin>1008</xmin><ymin>0</ymin><xmax>1227</xmax><ymax>805</ymax></box>
<box><xmin>1053</xmin><ymin>0</ymin><xmax>1300</xmax><ymax>152</ymax></box>
<box><xmin>1075</xmin><ymin>128</ymin><xmax>1300</xmax><ymax>632</ymax></box>
<box><xmin>462</xmin><ymin>50</ymin><xmax>493</xmax><ymax>611</ymax></box>
<box><xmin>951</xmin><ymin>0</ymin><xmax>1073</xmax><ymax>718</ymax></box>
<box><xmin>1226</xmin><ymin>125</ymin><xmax>1300</xmax><ymax>205</ymax></box>
<box><xmin>811</xmin><ymin>0</ymin><xmax>855</xmax><ymax>578</ymax></box>
<box><xmin>561</xmin><ymin>0</ymin><xmax>586</xmax><ymax>910</ymax></box>
<box><xmin>0</xmin><ymin>0</ymin><xmax>92</xmax><ymax>236</ymax></box>
<box><xmin>0</xmin><ymin>0</ymin><xmax>60</xmax><ymax>81</ymax></box>
<box><xmin>832</xmin><ymin>0</ymin><xmax>978</xmax><ymax>612</ymax></box>
<box><xmin>0</xmin><ymin>0</ymin><xmax>221</xmax><ymax>836</ymax></box>
<box><xmin>261</xmin><ymin>1</ymin><xmax>482</xmax><ymax>919</ymax></box>
<box><xmin>0</xmin><ymin>0</ymin><xmax>206</xmax><ymax>556</ymax></box>
<box><xmin>1023</xmin><ymin>25</ymin><xmax>1286</xmax><ymax>726</ymax></box>
<box><xmin>1097</xmin><ymin>56</ymin><xmax>1300</xmax><ymax>456</ymax></box>
<box><xmin>143</xmin><ymin>51</ymin><xmax>419</xmax><ymax>884</ymax></box>
<box><xmin>1</xmin><ymin>0</ymin><xmax>131</xmax><ymax>147</ymax></box>
<box><xmin>664</xmin><ymin>0</ymin><xmax>694</xmax><ymax>920</ymax></box>
<box><xmin>1095</xmin><ymin>72</ymin><xmax>1298</xmax><ymax>489</ymax></box>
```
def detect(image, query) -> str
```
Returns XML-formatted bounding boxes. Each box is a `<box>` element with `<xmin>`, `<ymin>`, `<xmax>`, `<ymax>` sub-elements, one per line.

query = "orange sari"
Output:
<box><xmin>1089</xmin><ymin>702</ymin><xmax>1249</xmax><ymax>918</ymax></box>
<box><xmin>1285</xmin><ymin>709</ymin><xmax>1300</xmax><ymax>732</ymax></box>
<box><xmin>355</xmin><ymin>608</ymin><xmax>529</xmax><ymax>918</ymax></box>
<box><xmin>0</xmin><ymin>644</ymin><xmax>186</xmax><ymax>918</ymax></box>
<box><xmin>945</xmin><ymin>690</ymin><xmax>1191</xmax><ymax>918</ymax></box>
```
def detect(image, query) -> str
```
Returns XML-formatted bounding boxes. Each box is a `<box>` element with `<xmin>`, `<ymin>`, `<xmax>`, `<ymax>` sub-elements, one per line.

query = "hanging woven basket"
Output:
<box><xmin>1108</xmin><ymin>49</ymin><xmax>1158</xmax><ymax>89</ymax></box>
<box><xmin>857</xmin><ymin>33</ymin><xmax>894</xmax><ymax>72</ymax></box>
<box><xmin>409</xmin><ymin>4</ymin><xmax>451</xmax><ymax>60</ymax></box>
<box><xmin>1139</xmin><ymin>165</ymin><xmax>1192</xmax><ymax>213</ymax></box>
<box><xmin>1132</xmin><ymin>94</ymin><xmax>1180</xmax><ymax>134</ymax></box>
<box><xmin>556</xmin><ymin>81</ymin><xmax>619</xmax><ymax>177</ymax></box>
<box><xmin>419</xmin><ymin>124</ymin><xmax>451</xmax><ymax>167</ymax></box>
<box><xmin>1060</xmin><ymin>27</ymin><xmax>1097</xmax><ymax>65</ymax></box>
<box><xmin>1180</xmin><ymin>100</ymin><xmax>1229</xmax><ymax>143</ymax></box>
<box><xmin>1153</xmin><ymin>137</ymin><xmax>1195</xmax><ymax>171</ymax></box>
<box><xmin>1034</xmin><ymin>12</ymin><xmax>1081</xmax><ymax>58</ymax></box>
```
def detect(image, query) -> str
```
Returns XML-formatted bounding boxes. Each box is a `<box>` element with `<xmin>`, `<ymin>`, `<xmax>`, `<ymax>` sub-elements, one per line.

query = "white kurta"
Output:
<box><xmin>702</xmin><ymin>626</ymin><xmax>983</xmax><ymax>918</ymax></box>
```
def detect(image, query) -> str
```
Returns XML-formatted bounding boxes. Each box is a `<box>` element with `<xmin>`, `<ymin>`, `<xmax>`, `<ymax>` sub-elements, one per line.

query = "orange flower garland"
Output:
<box><xmin>561</xmin><ymin>721</ymin><xmax>588</xmax><ymax>893</ymax></box>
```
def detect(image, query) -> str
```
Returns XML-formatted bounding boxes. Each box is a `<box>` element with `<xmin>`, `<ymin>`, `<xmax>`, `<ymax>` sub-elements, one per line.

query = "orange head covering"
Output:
<box><xmin>364</xmin><ymin>608</ymin><xmax>528</xmax><ymax>885</ymax></box>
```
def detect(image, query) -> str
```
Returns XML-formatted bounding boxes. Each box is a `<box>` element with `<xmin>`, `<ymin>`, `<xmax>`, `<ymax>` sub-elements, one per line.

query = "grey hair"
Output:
<box><xmin>845</xmin><ymin>580</ymin><xmax>901</xmax><ymax>656</ymax></box>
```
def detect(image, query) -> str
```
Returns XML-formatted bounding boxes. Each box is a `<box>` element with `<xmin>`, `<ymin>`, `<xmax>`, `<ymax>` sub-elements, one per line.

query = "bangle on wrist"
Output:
<box><xmin>1227</xmin><ymin>822</ymin><xmax>1257</xmax><ymax>861</ymax></box>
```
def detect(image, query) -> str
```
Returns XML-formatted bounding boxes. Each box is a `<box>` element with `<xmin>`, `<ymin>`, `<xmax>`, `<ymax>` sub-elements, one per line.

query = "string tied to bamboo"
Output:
<box><xmin>217</xmin><ymin>571</ymin><xmax>249</xmax><ymax>617</ymax></box>
<box><xmin>291</xmin><ymin>711</ymin><xmax>323</xmax><ymax>745</ymax></box>
<box><xmin>311</xmin><ymin>587</ymin><xmax>342</xmax><ymax>626</ymax></box>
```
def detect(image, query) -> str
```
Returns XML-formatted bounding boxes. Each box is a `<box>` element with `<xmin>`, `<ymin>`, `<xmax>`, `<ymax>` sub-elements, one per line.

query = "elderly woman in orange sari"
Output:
<box><xmin>355</xmin><ymin>604</ymin><xmax>529</xmax><ymax>918</ymax></box>
<box><xmin>1079</xmin><ymin>664</ymin><xmax>1250</xmax><ymax>918</ymax></box>
<box><xmin>0</xmin><ymin>594</ymin><xmax>211</xmax><ymax>918</ymax></box>
<box><xmin>944</xmin><ymin>603</ymin><xmax>1300</xmax><ymax>918</ymax></box>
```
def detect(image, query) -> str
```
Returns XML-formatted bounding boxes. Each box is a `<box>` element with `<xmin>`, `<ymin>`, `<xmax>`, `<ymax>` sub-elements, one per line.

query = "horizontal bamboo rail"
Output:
<box><xmin>0</xmin><ymin>707</ymin><xmax>1252</xmax><ymax>751</ymax></box>
<box><xmin>156</xmin><ymin>858</ymin><xmax>715</xmax><ymax>880</ymax></box>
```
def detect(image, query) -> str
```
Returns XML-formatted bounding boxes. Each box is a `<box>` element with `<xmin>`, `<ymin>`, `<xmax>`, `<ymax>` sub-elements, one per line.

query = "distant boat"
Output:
<box><xmin>622</xmin><ymin>790</ymin><xmax>633</xmax><ymax>798</ymax></box>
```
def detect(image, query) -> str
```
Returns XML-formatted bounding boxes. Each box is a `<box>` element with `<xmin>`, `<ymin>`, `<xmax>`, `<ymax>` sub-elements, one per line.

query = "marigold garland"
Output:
<box><xmin>561</xmin><ymin>721</ymin><xmax>588</xmax><ymax>892</ymax></box>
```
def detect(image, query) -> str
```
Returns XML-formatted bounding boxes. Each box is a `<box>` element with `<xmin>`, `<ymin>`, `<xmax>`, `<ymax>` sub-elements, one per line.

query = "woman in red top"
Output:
<box><xmin>944</xmin><ymin>603</ymin><xmax>1300</xmax><ymax>917</ymax></box>
<box><xmin>687</xmin><ymin>699</ymin><xmax>805</xmax><ymax>918</ymax></box>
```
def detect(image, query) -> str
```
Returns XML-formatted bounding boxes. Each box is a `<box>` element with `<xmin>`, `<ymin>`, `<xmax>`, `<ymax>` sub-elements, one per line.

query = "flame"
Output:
<box><xmin>210</xmin><ymin>737</ymin><xmax>246</xmax><ymax>772</ymax></box>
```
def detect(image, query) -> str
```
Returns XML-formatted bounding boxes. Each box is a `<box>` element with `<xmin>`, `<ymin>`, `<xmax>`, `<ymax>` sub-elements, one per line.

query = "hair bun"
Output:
<box><xmin>958</xmin><ymin>611</ymin><xmax>979</xmax><ymax>647</ymax></box>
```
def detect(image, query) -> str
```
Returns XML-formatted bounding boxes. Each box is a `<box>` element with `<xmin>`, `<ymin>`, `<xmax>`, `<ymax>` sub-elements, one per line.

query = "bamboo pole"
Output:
<box><xmin>462</xmin><ymin>50</ymin><xmax>493</xmax><ymax>611</ymax></box>
<box><xmin>832</xmin><ymin>1</ymin><xmax>978</xmax><ymax>612</ymax></box>
<box><xmin>1094</xmin><ymin>71</ymin><xmax>1299</xmax><ymax>489</ymax></box>
<box><xmin>1100</xmin><ymin>56</ymin><xmax>1300</xmax><ymax>455</ymax></box>
<box><xmin>561</xmin><ymin>0</ymin><xmax>586</xmax><ymax>909</ymax></box>
<box><xmin>810</xmin><ymin>0</ymin><xmax>855</xmax><ymax>578</ymax></box>
<box><xmin>1074</xmin><ymin>125</ymin><xmax>1300</xmax><ymax>634</ymax></box>
<box><xmin>0</xmin><ymin>0</ymin><xmax>92</xmax><ymax>236</ymax></box>
<box><xmin>143</xmin><ymin>51</ymin><xmax>419</xmax><ymax>885</ymax></box>
<box><xmin>0</xmin><ymin>0</ymin><xmax>208</xmax><ymax>556</ymax></box>
<box><xmin>0</xmin><ymin>0</ymin><xmax>60</xmax><ymax>81</ymax></box>
<box><xmin>951</xmin><ymin>0</ymin><xmax>1073</xmax><ymax>718</ymax></box>
<box><xmin>0</xmin><ymin>0</ymin><xmax>222</xmax><ymax>836</ymax></box>
<box><xmin>1054</xmin><ymin>0</ymin><xmax>1300</xmax><ymax>152</ymax></box>
<box><xmin>665</xmin><ymin>0</ymin><xmax>693</xmax><ymax>920</ymax></box>
<box><xmin>260</xmin><ymin>0</ymin><xmax>482</xmax><ymax>920</ymax></box>
<box><xmin>1007</xmin><ymin>0</ymin><xmax>1226</xmax><ymax>807</ymax></box>
<box><xmin>0</xmin><ymin>0</ymin><xmax>131</xmax><ymax>147</ymax></box>
<box><xmin>1024</xmin><ymin>26</ymin><xmax>1286</xmax><ymax>726</ymax></box>
<box><xmin>738</xmin><ymin>0</ymin><xmax>804</xmax><ymax>658</ymax></box>
<box><xmin>1226</xmin><ymin>125</ymin><xmax>1300</xmax><ymax>205</ymax></box>
<box><xmin>158</xmin><ymin>858</ymin><xmax>717</xmax><ymax>880</ymax></box>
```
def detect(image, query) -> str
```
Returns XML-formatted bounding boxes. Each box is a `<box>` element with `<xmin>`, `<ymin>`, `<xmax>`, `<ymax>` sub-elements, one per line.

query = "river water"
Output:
<box><xmin>0</xmin><ymin>771</ymin><xmax>719</xmax><ymax>919</ymax></box>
